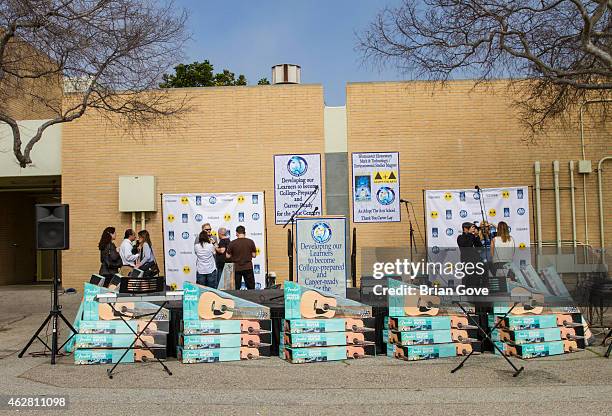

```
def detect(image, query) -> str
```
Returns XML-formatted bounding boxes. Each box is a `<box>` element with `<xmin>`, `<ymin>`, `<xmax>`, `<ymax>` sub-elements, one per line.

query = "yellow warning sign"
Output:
<box><xmin>373</xmin><ymin>170</ymin><xmax>398</xmax><ymax>184</ymax></box>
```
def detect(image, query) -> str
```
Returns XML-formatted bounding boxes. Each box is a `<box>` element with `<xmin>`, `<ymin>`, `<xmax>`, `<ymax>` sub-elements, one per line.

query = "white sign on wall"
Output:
<box><xmin>274</xmin><ymin>154</ymin><xmax>322</xmax><ymax>225</ymax></box>
<box><xmin>295</xmin><ymin>216</ymin><xmax>347</xmax><ymax>297</ymax></box>
<box><xmin>352</xmin><ymin>152</ymin><xmax>401</xmax><ymax>223</ymax></box>
<box><xmin>162</xmin><ymin>193</ymin><xmax>266</xmax><ymax>289</ymax></box>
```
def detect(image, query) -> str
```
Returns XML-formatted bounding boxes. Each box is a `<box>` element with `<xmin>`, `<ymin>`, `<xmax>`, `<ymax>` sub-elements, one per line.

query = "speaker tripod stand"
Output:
<box><xmin>19</xmin><ymin>250</ymin><xmax>77</xmax><ymax>364</ymax></box>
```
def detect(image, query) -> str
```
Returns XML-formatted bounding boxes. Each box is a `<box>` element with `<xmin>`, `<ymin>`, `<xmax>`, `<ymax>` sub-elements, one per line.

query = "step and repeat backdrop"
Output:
<box><xmin>425</xmin><ymin>186</ymin><xmax>531</xmax><ymax>285</ymax></box>
<box><xmin>162</xmin><ymin>193</ymin><xmax>267</xmax><ymax>288</ymax></box>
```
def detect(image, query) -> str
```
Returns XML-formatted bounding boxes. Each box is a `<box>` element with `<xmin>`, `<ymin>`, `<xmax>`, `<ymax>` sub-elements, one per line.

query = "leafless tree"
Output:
<box><xmin>358</xmin><ymin>1</ymin><xmax>612</xmax><ymax>135</ymax></box>
<box><xmin>0</xmin><ymin>0</ymin><xmax>188</xmax><ymax>167</ymax></box>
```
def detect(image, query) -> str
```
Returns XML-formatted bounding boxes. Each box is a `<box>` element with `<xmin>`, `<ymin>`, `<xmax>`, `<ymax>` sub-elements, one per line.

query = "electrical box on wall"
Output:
<box><xmin>578</xmin><ymin>160</ymin><xmax>592</xmax><ymax>174</ymax></box>
<box><xmin>118</xmin><ymin>176</ymin><xmax>156</xmax><ymax>212</ymax></box>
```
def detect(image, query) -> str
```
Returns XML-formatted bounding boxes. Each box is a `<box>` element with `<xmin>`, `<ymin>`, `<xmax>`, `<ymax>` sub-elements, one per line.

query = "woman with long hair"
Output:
<box><xmin>98</xmin><ymin>226</ymin><xmax>121</xmax><ymax>280</ymax></box>
<box><xmin>194</xmin><ymin>230</ymin><xmax>219</xmax><ymax>288</ymax></box>
<box><xmin>491</xmin><ymin>221</ymin><xmax>515</xmax><ymax>276</ymax></box>
<box><xmin>136</xmin><ymin>230</ymin><xmax>158</xmax><ymax>275</ymax></box>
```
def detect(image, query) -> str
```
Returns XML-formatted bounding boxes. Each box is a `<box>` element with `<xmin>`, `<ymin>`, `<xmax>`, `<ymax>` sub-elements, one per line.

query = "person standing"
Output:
<box><xmin>98</xmin><ymin>227</ymin><xmax>122</xmax><ymax>281</ymax></box>
<box><xmin>119</xmin><ymin>229</ymin><xmax>139</xmax><ymax>275</ymax></box>
<box><xmin>136</xmin><ymin>230</ymin><xmax>159</xmax><ymax>275</ymax></box>
<box><xmin>491</xmin><ymin>221</ymin><xmax>515</xmax><ymax>276</ymax></box>
<box><xmin>457</xmin><ymin>222</ymin><xmax>484</xmax><ymax>288</ymax></box>
<box><xmin>226</xmin><ymin>225</ymin><xmax>257</xmax><ymax>290</ymax></box>
<box><xmin>194</xmin><ymin>230</ymin><xmax>218</xmax><ymax>288</ymax></box>
<box><xmin>215</xmin><ymin>227</ymin><xmax>231</xmax><ymax>289</ymax></box>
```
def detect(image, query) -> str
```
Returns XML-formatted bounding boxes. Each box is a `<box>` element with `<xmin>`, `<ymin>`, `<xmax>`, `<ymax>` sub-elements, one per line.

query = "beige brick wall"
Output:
<box><xmin>61</xmin><ymin>84</ymin><xmax>325</xmax><ymax>288</ymax></box>
<box><xmin>60</xmin><ymin>79</ymin><xmax>610</xmax><ymax>289</ymax></box>
<box><xmin>347</xmin><ymin>80</ymin><xmax>611</xmax><ymax>281</ymax></box>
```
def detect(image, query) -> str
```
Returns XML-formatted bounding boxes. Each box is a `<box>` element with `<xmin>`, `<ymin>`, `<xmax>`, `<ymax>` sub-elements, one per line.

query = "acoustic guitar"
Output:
<box><xmin>240</xmin><ymin>347</ymin><xmax>260</xmax><ymax>360</ymax></box>
<box><xmin>98</xmin><ymin>302</ymin><xmax>136</xmax><ymax>320</ymax></box>
<box><xmin>450</xmin><ymin>316</ymin><xmax>470</xmax><ymax>329</ymax></box>
<box><xmin>241</xmin><ymin>320</ymin><xmax>262</xmax><ymax>334</ymax></box>
<box><xmin>134</xmin><ymin>349</ymin><xmax>155</xmax><ymax>362</ymax></box>
<box><xmin>403</xmin><ymin>293</ymin><xmax>441</xmax><ymax>316</ymax></box>
<box><xmin>556</xmin><ymin>314</ymin><xmax>582</xmax><ymax>327</ymax></box>
<box><xmin>241</xmin><ymin>334</ymin><xmax>264</xmax><ymax>347</ymax></box>
<box><xmin>98</xmin><ymin>303</ymin><xmax>169</xmax><ymax>321</ymax></box>
<box><xmin>510</xmin><ymin>287</ymin><xmax>544</xmax><ymax>315</ymax></box>
<box><xmin>563</xmin><ymin>340</ymin><xmax>579</xmax><ymax>353</ymax></box>
<box><xmin>299</xmin><ymin>290</ymin><xmax>370</xmax><ymax>319</ymax></box>
<box><xmin>346</xmin><ymin>346</ymin><xmax>366</xmax><ymax>359</ymax></box>
<box><xmin>456</xmin><ymin>343</ymin><xmax>472</xmax><ymax>356</ymax></box>
<box><xmin>345</xmin><ymin>319</ymin><xmax>369</xmax><ymax>332</ymax></box>
<box><xmin>346</xmin><ymin>332</ymin><xmax>368</xmax><ymax>345</ymax></box>
<box><xmin>198</xmin><ymin>292</ymin><xmax>267</xmax><ymax>320</ymax></box>
<box><xmin>559</xmin><ymin>327</ymin><xmax>583</xmax><ymax>340</ymax></box>
<box><xmin>134</xmin><ymin>335</ymin><xmax>165</xmax><ymax>349</ymax></box>
<box><xmin>451</xmin><ymin>329</ymin><xmax>474</xmax><ymax>343</ymax></box>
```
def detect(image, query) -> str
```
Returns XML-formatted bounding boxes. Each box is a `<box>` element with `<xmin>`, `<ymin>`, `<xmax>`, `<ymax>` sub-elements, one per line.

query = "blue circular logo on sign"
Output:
<box><xmin>376</xmin><ymin>187</ymin><xmax>395</xmax><ymax>205</ymax></box>
<box><xmin>432</xmin><ymin>246</ymin><xmax>440</xmax><ymax>254</ymax></box>
<box><xmin>168</xmin><ymin>249</ymin><xmax>176</xmax><ymax>257</ymax></box>
<box><xmin>517</xmin><ymin>208</ymin><xmax>525</xmax><ymax>216</ymax></box>
<box><xmin>311</xmin><ymin>222</ymin><xmax>332</xmax><ymax>244</ymax></box>
<box><xmin>473</xmin><ymin>192</ymin><xmax>480</xmax><ymax>200</ymax></box>
<box><xmin>252</xmin><ymin>213</ymin><xmax>260</xmax><ymax>221</ymax></box>
<box><xmin>459</xmin><ymin>210</ymin><xmax>468</xmax><ymax>218</ymax></box>
<box><xmin>195</xmin><ymin>214</ymin><xmax>203</xmax><ymax>222</ymax></box>
<box><xmin>209</xmin><ymin>196</ymin><xmax>217</xmax><ymax>204</ymax></box>
<box><xmin>446</xmin><ymin>228</ymin><xmax>454</xmax><ymax>236</ymax></box>
<box><xmin>287</xmin><ymin>156</ymin><xmax>308</xmax><ymax>177</ymax></box>
<box><xmin>181</xmin><ymin>232</ymin><xmax>190</xmax><ymax>240</ymax></box>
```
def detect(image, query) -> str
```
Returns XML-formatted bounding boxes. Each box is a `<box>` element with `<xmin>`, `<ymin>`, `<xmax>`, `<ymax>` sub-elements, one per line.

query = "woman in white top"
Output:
<box><xmin>194</xmin><ymin>230</ymin><xmax>219</xmax><ymax>288</ymax></box>
<box><xmin>490</xmin><ymin>221</ymin><xmax>515</xmax><ymax>276</ymax></box>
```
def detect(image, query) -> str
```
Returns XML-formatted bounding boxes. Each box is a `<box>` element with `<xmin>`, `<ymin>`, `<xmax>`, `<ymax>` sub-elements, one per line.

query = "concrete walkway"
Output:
<box><xmin>0</xmin><ymin>285</ymin><xmax>611</xmax><ymax>415</ymax></box>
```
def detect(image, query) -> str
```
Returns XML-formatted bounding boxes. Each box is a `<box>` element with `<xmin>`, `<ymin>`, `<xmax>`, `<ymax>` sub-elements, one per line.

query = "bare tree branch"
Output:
<box><xmin>0</xmin><ymin>0</ymin><xmax>189</xmax><ymax>167</ymax></box>
<box><xmin>358</xmin><ymin>0</ymin><xmax>612</xmax><ymax>134</ymax></box>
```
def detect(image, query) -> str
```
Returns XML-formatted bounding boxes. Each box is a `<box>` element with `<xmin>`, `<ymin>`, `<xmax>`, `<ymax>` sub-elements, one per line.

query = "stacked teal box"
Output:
<box><xmin>178</xmin><ymin>282</ymin><xmax>271</xmax><ymax>363</ymax></box>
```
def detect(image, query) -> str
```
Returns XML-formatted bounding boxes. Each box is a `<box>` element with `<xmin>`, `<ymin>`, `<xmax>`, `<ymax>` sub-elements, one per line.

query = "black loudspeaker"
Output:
<box><xmin>36</xmin><ymin>204</ymin><xmax>69</xmax><ymax>250</ymax></box>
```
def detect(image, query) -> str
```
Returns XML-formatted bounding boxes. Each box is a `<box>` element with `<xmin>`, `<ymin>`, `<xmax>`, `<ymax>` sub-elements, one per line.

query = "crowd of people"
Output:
<box><xmin>97</xmin><ymin>223</ymin><xmax>257</xmax><ymax>290</ymax></box>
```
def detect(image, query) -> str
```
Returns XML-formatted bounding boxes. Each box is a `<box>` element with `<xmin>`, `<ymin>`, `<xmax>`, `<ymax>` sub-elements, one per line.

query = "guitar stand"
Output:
<box><xmin>603</xmin><ymin>328</ymin><xmax>612</xmax><ymax>358</ymax></box>
<box><xmin>106</xmin><ymin>301</ymin><xmax>172</xmax><ymax>379</ymax></box>
<box><xmin>450</xmin><ymin>301</ymin><xmax>524</xmax><ymax>377</ymax></box>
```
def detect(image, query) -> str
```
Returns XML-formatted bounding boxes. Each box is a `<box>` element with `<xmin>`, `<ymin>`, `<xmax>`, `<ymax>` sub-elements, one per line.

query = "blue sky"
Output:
<box><xmin>174</xmin><ymin>0</ymin><xmax>403</xmax><ymax>106</ymax></box>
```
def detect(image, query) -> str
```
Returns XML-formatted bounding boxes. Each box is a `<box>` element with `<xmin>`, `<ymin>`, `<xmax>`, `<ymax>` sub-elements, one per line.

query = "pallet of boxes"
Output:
<box><xmin>490</xmin><ymin>289</ymin><xmax>588</xmax><ymax>359</ymax></box>
<box><xmin>281</xmin><ymin>282</ymin><xmax>375</xmax><ymax>363</ymax></box>
<box><xmin>384</xmin><ymin>279</ymin><xmax>481</xmax><ymax>361</ymax></box>
<box><xmin>70</xmin><ymin>282</ymin><xmax>170</xmax><ymax>365</ymax></box>
<box><xmin>178</xmin><ymin>282</ymin><xmax>271</xmax><ymax>363</ymax></box>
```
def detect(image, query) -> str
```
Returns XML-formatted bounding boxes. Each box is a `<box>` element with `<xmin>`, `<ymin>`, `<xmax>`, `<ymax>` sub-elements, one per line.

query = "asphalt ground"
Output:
<box><xmin>0</xmin><ymin>285</ymin><xmax>611</xmax><ymax>416</ymax></box>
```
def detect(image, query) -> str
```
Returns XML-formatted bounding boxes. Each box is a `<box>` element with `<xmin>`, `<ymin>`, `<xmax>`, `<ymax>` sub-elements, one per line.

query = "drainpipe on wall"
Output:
<box><xmin>132</xmin><ymin>212</ymin><xmax>137</xmax><ymax>232</ymax></box>
<box><xmin>534</xmin><ymin>161</ymin><xmax>543</xmax><ymax>254</ymax></box>
<box><xmin>553</xmin><ymin>161</ymin><xmax>561</xmax><ymax>253</ymax></box>
<box><xmin>569</xmin><ymin>161</ymin><xmax>577</xmax><ymax>251</ymax></box>
<box><xmin>598</xmin><ymin>156</ymin><xmax>612</xmax><ymax>253</ymax></box>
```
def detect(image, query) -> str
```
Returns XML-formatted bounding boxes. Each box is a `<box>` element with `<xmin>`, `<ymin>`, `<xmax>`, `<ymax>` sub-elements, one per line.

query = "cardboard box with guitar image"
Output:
<box><xmin>74</xmin><ymin>348</ymin><xmax>167</xmax><ymax>365</ymax></box>
<box><xmin>180</xmin><ymin>332</ymin><xmax>272</xmax><ymax>349</ymax></box>
<box><xmin>284</xmin><ymin>330</ymin><xmax>376</xmax><ymax>348</ymax></box>
<box><xmin>181</xmin><ymin>319</ymin><xmax>271</xmax><ymax>335</ymax></box>
<box><xmin>183</xmin><ymin>282</ymin><xmax>270</xmax><ymax>321</ymax></box>
<box><xmin>393</xmin><ymin>342</ymin><xmax>482</xmax><ymax>361</ymax></box>
<box><xmin>284</xmin><ymin>281</ymin><xmax>372</xmax><ymax>320</ymax></box>
<box><xmin>178</xmin><ymin>346</ymin><xmax>271</xmax><ymax>363</ymax></box>
<box><xmin>283</xmin><ymin>345</ymin><xmax>376</xmax><ymax>364</ymax></box>
<box><xmin>74</xmin><ymin>333</ymin><xmax>167</xmax><ymax>349</ymax></box>
<box><xmin>494</xmin><ymin>339</ymin><xmax>585</xmax><ymax>359</ymax></box>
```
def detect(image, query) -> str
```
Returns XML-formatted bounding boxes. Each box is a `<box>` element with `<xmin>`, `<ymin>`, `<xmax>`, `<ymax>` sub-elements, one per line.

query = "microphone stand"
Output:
<box><xmin>475</xmin><ymin>186</ymin><xmax>490</xmax><ymax>263</ymax></box>
<box><xmin>282</xmin><ymin>186</ymin><xmax>319</xmax><ymax>282</ymax></box>
<box><xmin>403</xmin><ymin>201</ymin><xmax>416</xmax><ymax>263</ymax></box>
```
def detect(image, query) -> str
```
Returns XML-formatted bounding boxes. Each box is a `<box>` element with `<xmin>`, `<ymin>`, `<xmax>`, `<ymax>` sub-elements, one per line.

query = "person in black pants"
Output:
<box><xmin>226</xmin><ymin>225</ymin><xmax>257</xmax><ymax>289</ymax></box>
<box><xmin>98</xmin><ymin>226</ymin><xmax>122</xmax><ymax>283</ymax></box>
<box><xmin>457</xmin><ymin>221</ymin><xmax>485</xmax><ymax>288</ymax></box>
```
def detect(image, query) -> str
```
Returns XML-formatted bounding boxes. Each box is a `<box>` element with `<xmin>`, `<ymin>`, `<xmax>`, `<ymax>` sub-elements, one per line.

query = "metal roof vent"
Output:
<box><xmin>272</xmin><ymin>64</ymin><xmax>301</xmax><ymax>84</ymax></box>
